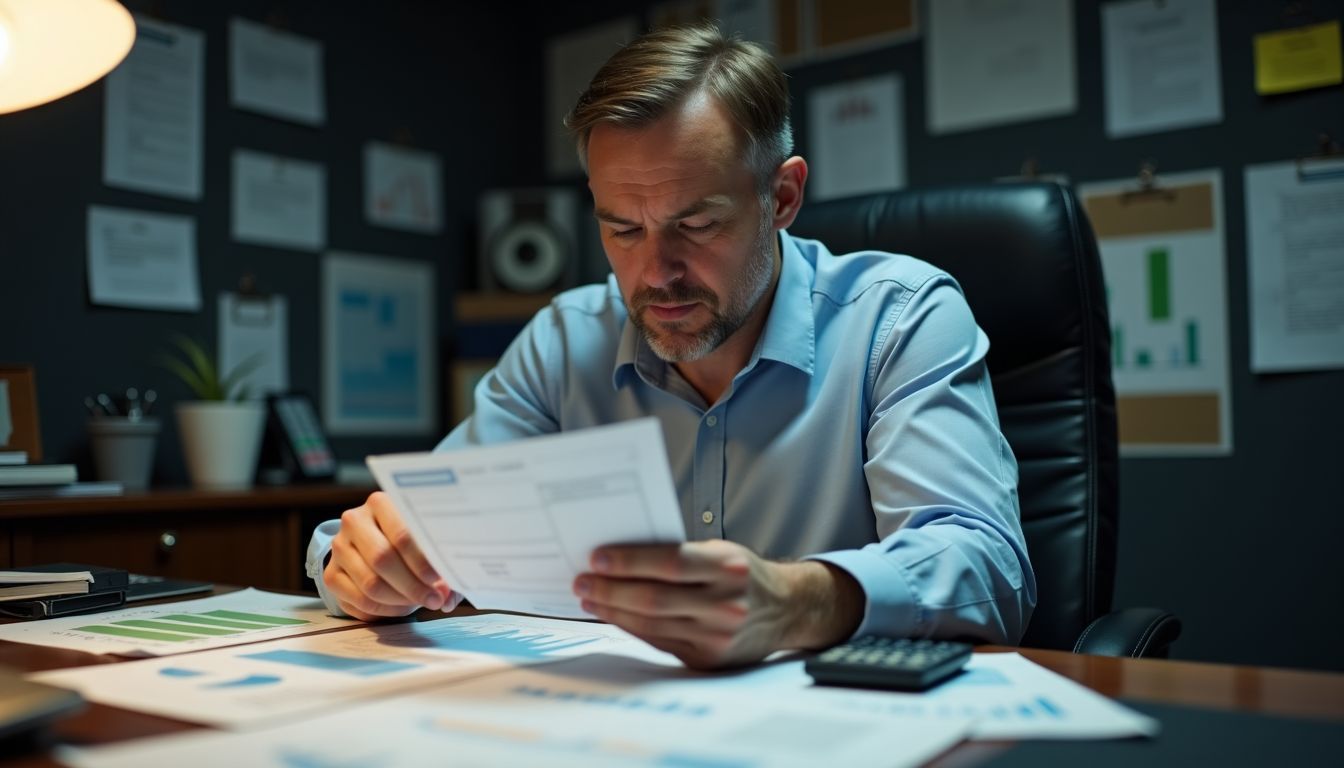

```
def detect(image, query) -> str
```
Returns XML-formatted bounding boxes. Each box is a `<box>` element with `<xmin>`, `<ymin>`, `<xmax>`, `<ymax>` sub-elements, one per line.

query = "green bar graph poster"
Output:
<box><xmin>1082</xmin><ymin>169</ymin><xmax>1232</xmax><ymax>456</ymax></box>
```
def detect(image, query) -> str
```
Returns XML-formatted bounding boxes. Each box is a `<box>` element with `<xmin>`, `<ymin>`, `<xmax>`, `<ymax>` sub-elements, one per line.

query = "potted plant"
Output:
<box><xmin>160</xmin><ymin>335</ymin><xmax>266</xmax><ymax>489</ymax></box>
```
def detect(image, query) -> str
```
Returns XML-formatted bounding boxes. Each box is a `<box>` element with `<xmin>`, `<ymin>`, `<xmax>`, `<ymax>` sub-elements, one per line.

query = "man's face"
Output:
<box><xmin>587</xmin><ymin>92</ymin><xmax>776</xmax><ymax>363</ymax></box>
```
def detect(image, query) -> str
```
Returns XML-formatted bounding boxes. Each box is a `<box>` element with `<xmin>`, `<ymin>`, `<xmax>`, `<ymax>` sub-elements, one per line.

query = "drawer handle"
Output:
<box><xmin>159</xmin><ymin>531</ymin><xmax>178</xmax><ymax>553</ymax></box>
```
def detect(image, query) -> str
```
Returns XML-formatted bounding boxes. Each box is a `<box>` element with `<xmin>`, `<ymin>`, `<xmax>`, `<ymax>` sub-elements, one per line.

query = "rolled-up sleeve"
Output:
<box><xmin>810</xmin><ymin>277</ymin><xmax>1036</xmax><ymax>644</ymax></box>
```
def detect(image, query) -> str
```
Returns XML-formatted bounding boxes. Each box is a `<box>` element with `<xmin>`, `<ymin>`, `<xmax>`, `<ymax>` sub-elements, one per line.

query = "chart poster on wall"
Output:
<box><xmin>228</xmin><ymin>17</ymin><xmax>325</xmax><ymax>126</ymax></box>
<box><xmin>807</xmin><ymin>73</ymin><xmax>905</xmax><ymax>201</ymax></box>
<box><xmin>926</xmin><ymin>0</ymin><xmax>1075</xmax><ymax>135</ymax></box>
<box><xmin>103</xmin><ymin>16</ymin><xmax>204</xmax><ymax>200</ymax></box>
<box><xmin>322</xmin><ymin>253</ymin><xmax>436</xmax><ymax>435</ymax></box>
<box><xmin>363</xmin><ymin>142</ymin><xmax>443</xmax><ymax>234</ymax></box>
<box><xmin>1079</xmin><ymin>169</ymin><xmax>1232</xmax><ymax>457</ymax></box>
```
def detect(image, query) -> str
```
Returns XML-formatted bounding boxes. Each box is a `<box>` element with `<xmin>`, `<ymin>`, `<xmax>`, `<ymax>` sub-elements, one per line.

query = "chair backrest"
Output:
<box><xmin>790</xmin><ymin>182</ymin><xmax>1118</xmax><ymax>650</ymax></box>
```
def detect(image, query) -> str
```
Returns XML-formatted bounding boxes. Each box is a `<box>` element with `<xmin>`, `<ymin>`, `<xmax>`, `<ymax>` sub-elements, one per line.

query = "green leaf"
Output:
<box><xmin>219</xmin><ymin>351</ymin><xmax>266</xmax><ymax>401</ymax></box>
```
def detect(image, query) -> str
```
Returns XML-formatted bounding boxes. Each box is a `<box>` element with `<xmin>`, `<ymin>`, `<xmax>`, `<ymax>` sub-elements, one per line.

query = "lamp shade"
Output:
<box><xmin>0</xmin><ymin>0</ymin><xmax>135</xmax><ymax>115</ymax></box>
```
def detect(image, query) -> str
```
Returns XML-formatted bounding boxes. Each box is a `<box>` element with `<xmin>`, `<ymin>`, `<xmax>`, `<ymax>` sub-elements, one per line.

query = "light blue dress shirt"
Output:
<box><xmin>309</xmin><ymin>231</ymin><xmax>1035</xmax><ymax>644</ymax></box>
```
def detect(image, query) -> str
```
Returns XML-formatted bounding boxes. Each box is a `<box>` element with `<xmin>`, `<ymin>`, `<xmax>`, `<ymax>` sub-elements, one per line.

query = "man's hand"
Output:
<box><xmin>323</xmin><ymin>491</ymin><xmax>456</xmax><ymax>621</ymax></box>
<box><xmin>573</xmin><ymin>539</ymin><xmax>864</xmax><ymax>669</ymax></box>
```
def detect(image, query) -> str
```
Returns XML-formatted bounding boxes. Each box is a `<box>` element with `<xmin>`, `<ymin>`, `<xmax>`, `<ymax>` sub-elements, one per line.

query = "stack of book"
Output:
<box><xmin>0</xmin><ymin>563</ymin><xmax>129</xmax><ymax>617</ymax></box>
<box><xmin>0</xmin><ymin>451</ymin><xmax>122</xmax><ymax>500</ymax></box>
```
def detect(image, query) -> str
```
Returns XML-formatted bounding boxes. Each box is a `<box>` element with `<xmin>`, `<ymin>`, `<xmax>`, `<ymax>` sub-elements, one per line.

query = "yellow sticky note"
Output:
<box><xmin>1254</xmin><ymin>20</ymin><xmax>1343</xmax><ymax>95</ymax></box>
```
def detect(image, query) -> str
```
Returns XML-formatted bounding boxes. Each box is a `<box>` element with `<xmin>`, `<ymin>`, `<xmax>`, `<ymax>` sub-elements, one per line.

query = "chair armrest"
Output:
<box><xmin>1073</xmin><ymin>607</ymin><xmax>1182</xmax><ymax>658</ymax></box>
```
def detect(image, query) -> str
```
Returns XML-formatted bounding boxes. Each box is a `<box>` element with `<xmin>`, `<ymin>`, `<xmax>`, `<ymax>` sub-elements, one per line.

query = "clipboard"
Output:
<box><xmin>218</xmin><ymin>275</ymin><xmax>288</xmax><ymax>398</ymax></box>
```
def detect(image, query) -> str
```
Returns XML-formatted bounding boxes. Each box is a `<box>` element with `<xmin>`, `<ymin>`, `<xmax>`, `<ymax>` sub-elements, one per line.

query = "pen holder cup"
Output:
<box><xmin>88</xmin><ymin>417</ymin><xmax>160</xmax><ymax>491</ymax></box>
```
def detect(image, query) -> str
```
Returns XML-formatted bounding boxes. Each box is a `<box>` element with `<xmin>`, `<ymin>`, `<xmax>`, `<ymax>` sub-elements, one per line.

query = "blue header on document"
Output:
<box><xmin>392</xmin><ymin>469</ymin><xmax>458</xmax><ymax>487</ymax></box>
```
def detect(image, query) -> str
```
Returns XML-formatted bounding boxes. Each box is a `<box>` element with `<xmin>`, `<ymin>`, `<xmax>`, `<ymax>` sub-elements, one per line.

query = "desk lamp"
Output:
<box><xmin>0</xmin><ymin>0</ymin><xmax>135</xmax><ymax>114</ymax></box>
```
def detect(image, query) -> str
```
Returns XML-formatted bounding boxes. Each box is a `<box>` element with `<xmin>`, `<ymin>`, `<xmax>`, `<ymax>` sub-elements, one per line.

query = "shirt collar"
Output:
<box><xmin>611</xmin><ymin>230</ymin><xmax>817</xmax><ymax>391</ymax></box>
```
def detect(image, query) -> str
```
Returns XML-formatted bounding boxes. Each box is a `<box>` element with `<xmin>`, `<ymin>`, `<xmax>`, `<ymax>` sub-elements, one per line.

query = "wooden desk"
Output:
<box><xmin>1</xmin><ymin>611</ymin><xmax>1341</xmax><ymax>767</ymax></box>
<box><xmin>0</xmin><ymin>486</ymin><xmax>372</xmax><ymax>592</ymax></box>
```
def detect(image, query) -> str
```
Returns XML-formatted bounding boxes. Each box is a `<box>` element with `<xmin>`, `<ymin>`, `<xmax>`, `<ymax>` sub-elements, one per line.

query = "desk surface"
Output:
<box><xmin>2</xmin><ymin>600</ymin><xmax>1342</xmax><ymax>767</ymax></box>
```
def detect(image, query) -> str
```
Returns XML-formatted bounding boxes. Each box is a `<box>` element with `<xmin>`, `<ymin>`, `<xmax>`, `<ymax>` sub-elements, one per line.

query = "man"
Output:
<box><xmin>309</xmin><ymin>24</ymin><xmax>1035</xmax><ymax>669</ymax></box>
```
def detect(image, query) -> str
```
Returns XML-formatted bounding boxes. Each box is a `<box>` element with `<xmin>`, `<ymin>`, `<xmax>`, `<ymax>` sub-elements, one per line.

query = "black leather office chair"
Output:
<box><xmin>791</xmin><ymin>182</ymin><xmax>1181</xmax><ymax>658</ymax></box>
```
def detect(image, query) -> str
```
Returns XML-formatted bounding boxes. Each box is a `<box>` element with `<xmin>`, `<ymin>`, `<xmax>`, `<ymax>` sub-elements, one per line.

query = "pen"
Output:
<box><xmin>84</xmin><ymin>396</ymin><xmax>101</xmax><ymax>418</ymax></box>
<box><xmin>125</xmin><ymin>387</ymin><xmax>141</xmax><ymax>421</ymax></box>
<box><xmin>142</xmin><ymin>389</ymin><xmax>157</xmax><ymax>417</ymax></box>
<box><xmin>96</xmin><ymin>393</ymin><xmax>120</xmax><ymax>417</ymax></box>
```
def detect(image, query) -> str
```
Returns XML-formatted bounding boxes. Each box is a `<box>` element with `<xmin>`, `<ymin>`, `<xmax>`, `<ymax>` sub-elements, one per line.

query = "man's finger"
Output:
<box><xmin>574</xmin><ymin>576</ymin><xmax>747</xmax><ymax>630</ymax></box>
<box><xmin>325</xmin><ymin>561</ymin><xmax>419</xmax><ymax>619</ymax></box>
<box><xmin>367</xmin><ymin>493</ymin><xmax>443</xmax><ymax>587</ymax></box>
<box><xmin>338</xmin><ymin>508</ymin><xmax>441</xmax><ymax>608</ymax></box>
<box><xmin>590</xmin><ymin>541</ymin><xmax>751</xmax><ymax>584</ymax></box>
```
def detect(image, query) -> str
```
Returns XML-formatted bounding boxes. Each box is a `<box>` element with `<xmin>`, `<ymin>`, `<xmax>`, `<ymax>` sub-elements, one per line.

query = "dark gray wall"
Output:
<box><xmin>1</xmin><ymin>1</ymin><xmax>1340</xmax><ymax>672</ymax></box>
<box><xmin>0</xmin><ymin>1</ymin><xmax>543</xmax><ymax>481</ymax></box>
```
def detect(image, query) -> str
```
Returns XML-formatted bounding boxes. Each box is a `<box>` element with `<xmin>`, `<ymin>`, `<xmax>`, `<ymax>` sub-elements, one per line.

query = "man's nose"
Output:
<box><xmin>640</xmin><ymin>238</ymin><xmax>685</xmax><ymax>288</ymax></box>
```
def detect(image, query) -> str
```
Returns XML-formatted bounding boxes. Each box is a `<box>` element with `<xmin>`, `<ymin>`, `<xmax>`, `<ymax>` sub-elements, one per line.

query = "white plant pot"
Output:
<box><xmin>175</xmin><ymin>401</ymin><xmax>267</xmax><ymax>489</ymax></box>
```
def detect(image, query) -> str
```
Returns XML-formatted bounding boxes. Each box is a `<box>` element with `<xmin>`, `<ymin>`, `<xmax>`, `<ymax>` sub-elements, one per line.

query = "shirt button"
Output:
<box><xmin>701</xmin><ymin>510</ymin><xmax>714</xmax><ymax>524</ymax></box>
<box><xmin>705</xmin><ymin>415</ymin><xmax>718</xmax><ymax>427</ymax></box>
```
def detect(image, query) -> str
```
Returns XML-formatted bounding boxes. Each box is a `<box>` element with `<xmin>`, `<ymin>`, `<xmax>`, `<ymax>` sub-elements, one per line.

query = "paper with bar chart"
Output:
<box><xmin>32</xmin><ymin>613</ymin><xmax>677</xmax><ymax>728</ymax></box>
<box><xmin>1080</xmin><ymin>169</ymin><xmax>1232</xmax><ymax>455</ymax></box>
<box><xmin>0</xmin><ymin>589</ymin><xmax>355</xmax><ymax>656</ymax></box>
<box><xmin>57</xmin><ymin>655</ymin><xmax>973</xmax><ymax>768</ymax></box>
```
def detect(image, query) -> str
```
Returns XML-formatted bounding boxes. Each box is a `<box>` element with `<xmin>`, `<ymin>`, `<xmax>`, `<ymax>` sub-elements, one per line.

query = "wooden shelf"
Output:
<box><xmin>455</xmin><ymin>292</ymin><xmax>555</xmax><ymax>322</ymax></box>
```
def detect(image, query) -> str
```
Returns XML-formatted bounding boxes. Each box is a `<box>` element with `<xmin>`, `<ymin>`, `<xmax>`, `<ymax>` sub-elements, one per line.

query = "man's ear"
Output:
<box><xmin>770</xmin><ymin>156</ymin><xmax>808</xmax><ymax>230</ymax></box>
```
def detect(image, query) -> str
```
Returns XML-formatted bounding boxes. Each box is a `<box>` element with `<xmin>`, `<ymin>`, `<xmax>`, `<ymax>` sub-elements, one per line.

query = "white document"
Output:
<box><xmin>926</xmin><ymin>0</ymin><xmax>1076</xmax><ymax>134</ymax></box>
<box><xmin>35</xmin><ymin>614</ymin><xmax>675</xmax><ymax>729</ymax></box>
<box><xmin>228</xmin><ymin>17</ymin><xmax>325</xmax><ymax>126</ymax></box>
<box><xmin>0</xmin><ymin>589</ymin><xmax>353</xmax><ymax>657</ymax></box>
<box><xmin>87</xmin><ymin>206</ymin><xmax>201</xmax><ymax>311</ymax></box>
<box><xmin>102</xmin><ymin>16</ymin><xmax>204</xmax><ymax>200</ymax></box>
<box><xmin>364</xmin><ymin>142</ymin><xmax>443</xmax><ymax>234</ymax></box>
<box><xmin>219</xmin><ymin>292</ymin><xmax>289</xmax><ymax>397</ymax></box>
<box><xmin>1245</xmin><ymin>158</ymin><xmax>1344</xmax><ymax>372</ymax></box>
<box><xmin>546</xmin><ymin>18</ymin><xmax>638</xmax><ymax>177</ymax></box>
<box><xmin>322</xmin><ymin>252</ymin><xmax>436</xmax><ymax>435</ymax></box>
<box><xmin>59</xmin><ymin>653</ymin><xmax>970</xmax><ymax>768</ymax></box>
<box><xmin>232</xmin><ymin>149</ymin><xmax>326</xmax><ymax>251</ymax></box>
<box><xmin>807</xmin><ymin>73</ymin><xmax>906</xmax><ymax>201</ymax></box>
<box><xmin>367</xmin><ymin>419</ymin><xmax>686</xmax><ymax>618</ymax></box>
<box><xmin>1080</xmin><ymin>169</ymin><xmax>1233</xmax><ymax>456</ymax></box>
<box><xmin>1102</xmin><ymin>0</ymin><xmax>1223</xmax><ymax>138</ymax></box>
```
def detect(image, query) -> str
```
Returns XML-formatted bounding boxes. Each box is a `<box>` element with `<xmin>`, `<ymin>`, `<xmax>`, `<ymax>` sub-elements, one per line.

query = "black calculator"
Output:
<box><xmin>804</xmin><ymin>636</ymin><xmax>973</xmax><ymax>691</ymax></box>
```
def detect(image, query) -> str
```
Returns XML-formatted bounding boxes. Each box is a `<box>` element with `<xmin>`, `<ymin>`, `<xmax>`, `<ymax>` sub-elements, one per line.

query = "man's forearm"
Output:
<box><xmin>778</xmin><ymin>560</ymin><xmax>865</xmax><ymax>650</ymax></box>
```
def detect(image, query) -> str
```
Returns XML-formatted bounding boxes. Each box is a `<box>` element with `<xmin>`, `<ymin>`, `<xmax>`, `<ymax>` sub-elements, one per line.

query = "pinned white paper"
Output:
<box><xmin>364</xmin><ymin>143</ymin><xmax>443</xmax><ymax>234</ymax></box>
<box><xmin>229</xmin><ymin>18</ymin><xmax>325</xmax><ymax>126</ymax></box>
<box><xmin>232</xmin><ymin>149</ymin><xmax>326</xmax><ymax>252</ymax></box>
<box><xmin>219</xmin><ymin>292</ymin><xmax>289</xmax><ymax>397</ymax></box>
<box><xmin>86</xmin><ymin>206</ymin><xmax>201</xmax><ymax>311</ymax></box>
<box><xmin>808</xmin><ymin>74</ymin><xmax>906</xmax><ymax>201</ymax></box>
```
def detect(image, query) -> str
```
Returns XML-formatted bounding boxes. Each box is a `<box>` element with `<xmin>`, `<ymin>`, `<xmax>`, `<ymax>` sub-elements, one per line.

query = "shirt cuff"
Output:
<box><xmin>306</xmin><ymin>519</ymin><xmax>349</xmax><ymax>618</ymax></box>
<box><xmin>806</xmin><ymin>548</ymin><xmax>922</xmax><ymax>639</ymax></box>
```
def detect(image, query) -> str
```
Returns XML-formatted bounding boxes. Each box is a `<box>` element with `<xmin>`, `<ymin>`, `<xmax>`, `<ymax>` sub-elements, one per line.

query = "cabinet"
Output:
<box><xmin>0</xmin><ymin>485</ymin><xmax>373</xmax><ymax>592</ymax></box>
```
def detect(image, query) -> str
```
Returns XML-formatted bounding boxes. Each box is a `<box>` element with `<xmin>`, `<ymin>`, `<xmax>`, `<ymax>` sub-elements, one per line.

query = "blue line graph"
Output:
<box><xmin>510</xmin><ymin>684</ymin><xmax>713</xmax><ymax>717</ymax></box>
<box><xmin>205</xmin><ymin>674</ymin><xmax>282</xmax><ymax>689</ymax></box>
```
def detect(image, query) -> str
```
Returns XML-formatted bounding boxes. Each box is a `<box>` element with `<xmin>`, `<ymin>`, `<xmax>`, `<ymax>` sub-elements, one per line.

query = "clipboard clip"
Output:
<box><xmin>232</xmin><ymin>273</ymin><xmax>274</xmax><ymax>326</ymax></box>
<box><xmin>1296</xmin><ymin>132</ymin><xmax>1344</xmax><ymax>181</ymax></box>
<box><xmin>1120</xmin><ymin>161</ymin><xmax>1177</xmax><ymax>204</ymax></box>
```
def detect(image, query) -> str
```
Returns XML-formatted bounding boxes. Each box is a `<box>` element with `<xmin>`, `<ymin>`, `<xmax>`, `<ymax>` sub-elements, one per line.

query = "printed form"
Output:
<box><xmin>366</xmin><ymin>419</ymin><xmax>685</xmax><ymax>618</ymax></box>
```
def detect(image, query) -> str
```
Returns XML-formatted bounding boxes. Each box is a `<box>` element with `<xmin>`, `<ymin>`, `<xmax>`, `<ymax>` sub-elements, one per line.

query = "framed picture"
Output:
<box><xmin>0</xmin><ymin>365</ymin><xmax>43</xmax><ymax>462</ymax></box>
<box><xmin>450</xmin><ymin>358</ymin><xmax>496</xmax><ymax>426</ymax></box>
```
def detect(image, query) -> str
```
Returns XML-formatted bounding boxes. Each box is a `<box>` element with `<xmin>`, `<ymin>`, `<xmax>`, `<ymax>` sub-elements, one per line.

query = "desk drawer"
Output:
<box><xmin>7</xmin><ymin>509</ymin><xmax>299</xmax><ymax>591</ymax></box>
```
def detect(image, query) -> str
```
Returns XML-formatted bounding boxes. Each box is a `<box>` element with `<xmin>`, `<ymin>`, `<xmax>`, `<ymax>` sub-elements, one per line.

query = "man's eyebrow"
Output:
<box><xmin>592</xmin><ymin>196</ymin><xmax>733</xmax><ymax>227</ymax></box>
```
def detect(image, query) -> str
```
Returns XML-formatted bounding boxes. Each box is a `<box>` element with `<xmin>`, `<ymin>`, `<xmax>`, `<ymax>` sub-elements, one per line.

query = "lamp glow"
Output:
<box><xmin>0</xmin><ymin>0</ymin><xmax>136</xmax><ymax>115</ymax></box>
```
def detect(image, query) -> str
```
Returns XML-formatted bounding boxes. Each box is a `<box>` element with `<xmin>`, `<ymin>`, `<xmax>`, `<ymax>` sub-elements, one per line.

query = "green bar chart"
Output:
<box><xmin>76</xmin><ymin>610</ymin><xmax>312</xmax><ymax>643</ymax></box>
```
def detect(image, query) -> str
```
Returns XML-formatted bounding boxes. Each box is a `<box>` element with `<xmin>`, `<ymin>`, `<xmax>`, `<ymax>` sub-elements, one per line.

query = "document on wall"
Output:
<box><xmin>1079</xmin><ymin>169</ymin><xmax>1232</xmax><ymax>456</ymax></box>
<box><xmin>232</xmin><ymin>149</ymin><xmax>326</xmax><ymax>251</ymax></box>
<box><xmin>34</xmin><ymin>614</ymin><xmax>677</xmax><ymax>729</ymax></box>
<box><xmin>0</xmin><ymin>589</ymin><xmax>353</xmax><ymax>657</ymax></box>
<box><xmin>322</xmin><ymin>252</ymin><xmax>435</xmax><ymax>435</ymax></box>
<box><xmin>229</xmin><ymin>17</ymin><xmax>325</xmax><ymax>126</ymax></box>
<box><xmin>1244</xmin><ymin>157</ymin><xmax>1344</xmax><ymax>372</ymax></box>
<box><xmin>807</xmin><ymin>73</ymin><xmax>906</xmax><ymax>201</ymax></box>
<box><xmin>364</xmin><ymin>142</ymin><xmax>444</xmax><ymax>234</ymax></box>
<box><xmin>219</xmin><ymin>291</ymin><xmax>289</xmax><ymax>396</ymax></box>
<box><xmin>86</xmin><ymin>206</ymin><xmax>201</xmax><ymax>311</ymax></box>
<box><xmin>367</xmin><ymin>419</ymin><xmax>686</xmax><ymax>618</ymax></box>
<box><xmin>926</xmin><ymin>0</ymin><xmax>1076</xmax><ymax>134</ymax></box>
<box><xmin>546</xmin><ymin>18</ymin><xmax>639</xmax><ymax>177</ymax></box>
<box><xmin>1101</xmin><ymin>0</ymin><xmax>1222</xmax><ymax>138</ymax></box>
<box><xmin>103</xmin><ymin>16</ymin><xmax>204</xmax><ymax>200</ymax></box>
<box><xmin>58</xmin><ymin>654</ymin><xmax>971</xmax><ymax>768</ymax></box>
<box><xmin>1254</xmin><ymin>20</ymin><xmax>1343</xmax><ymax>95</ymax></box>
